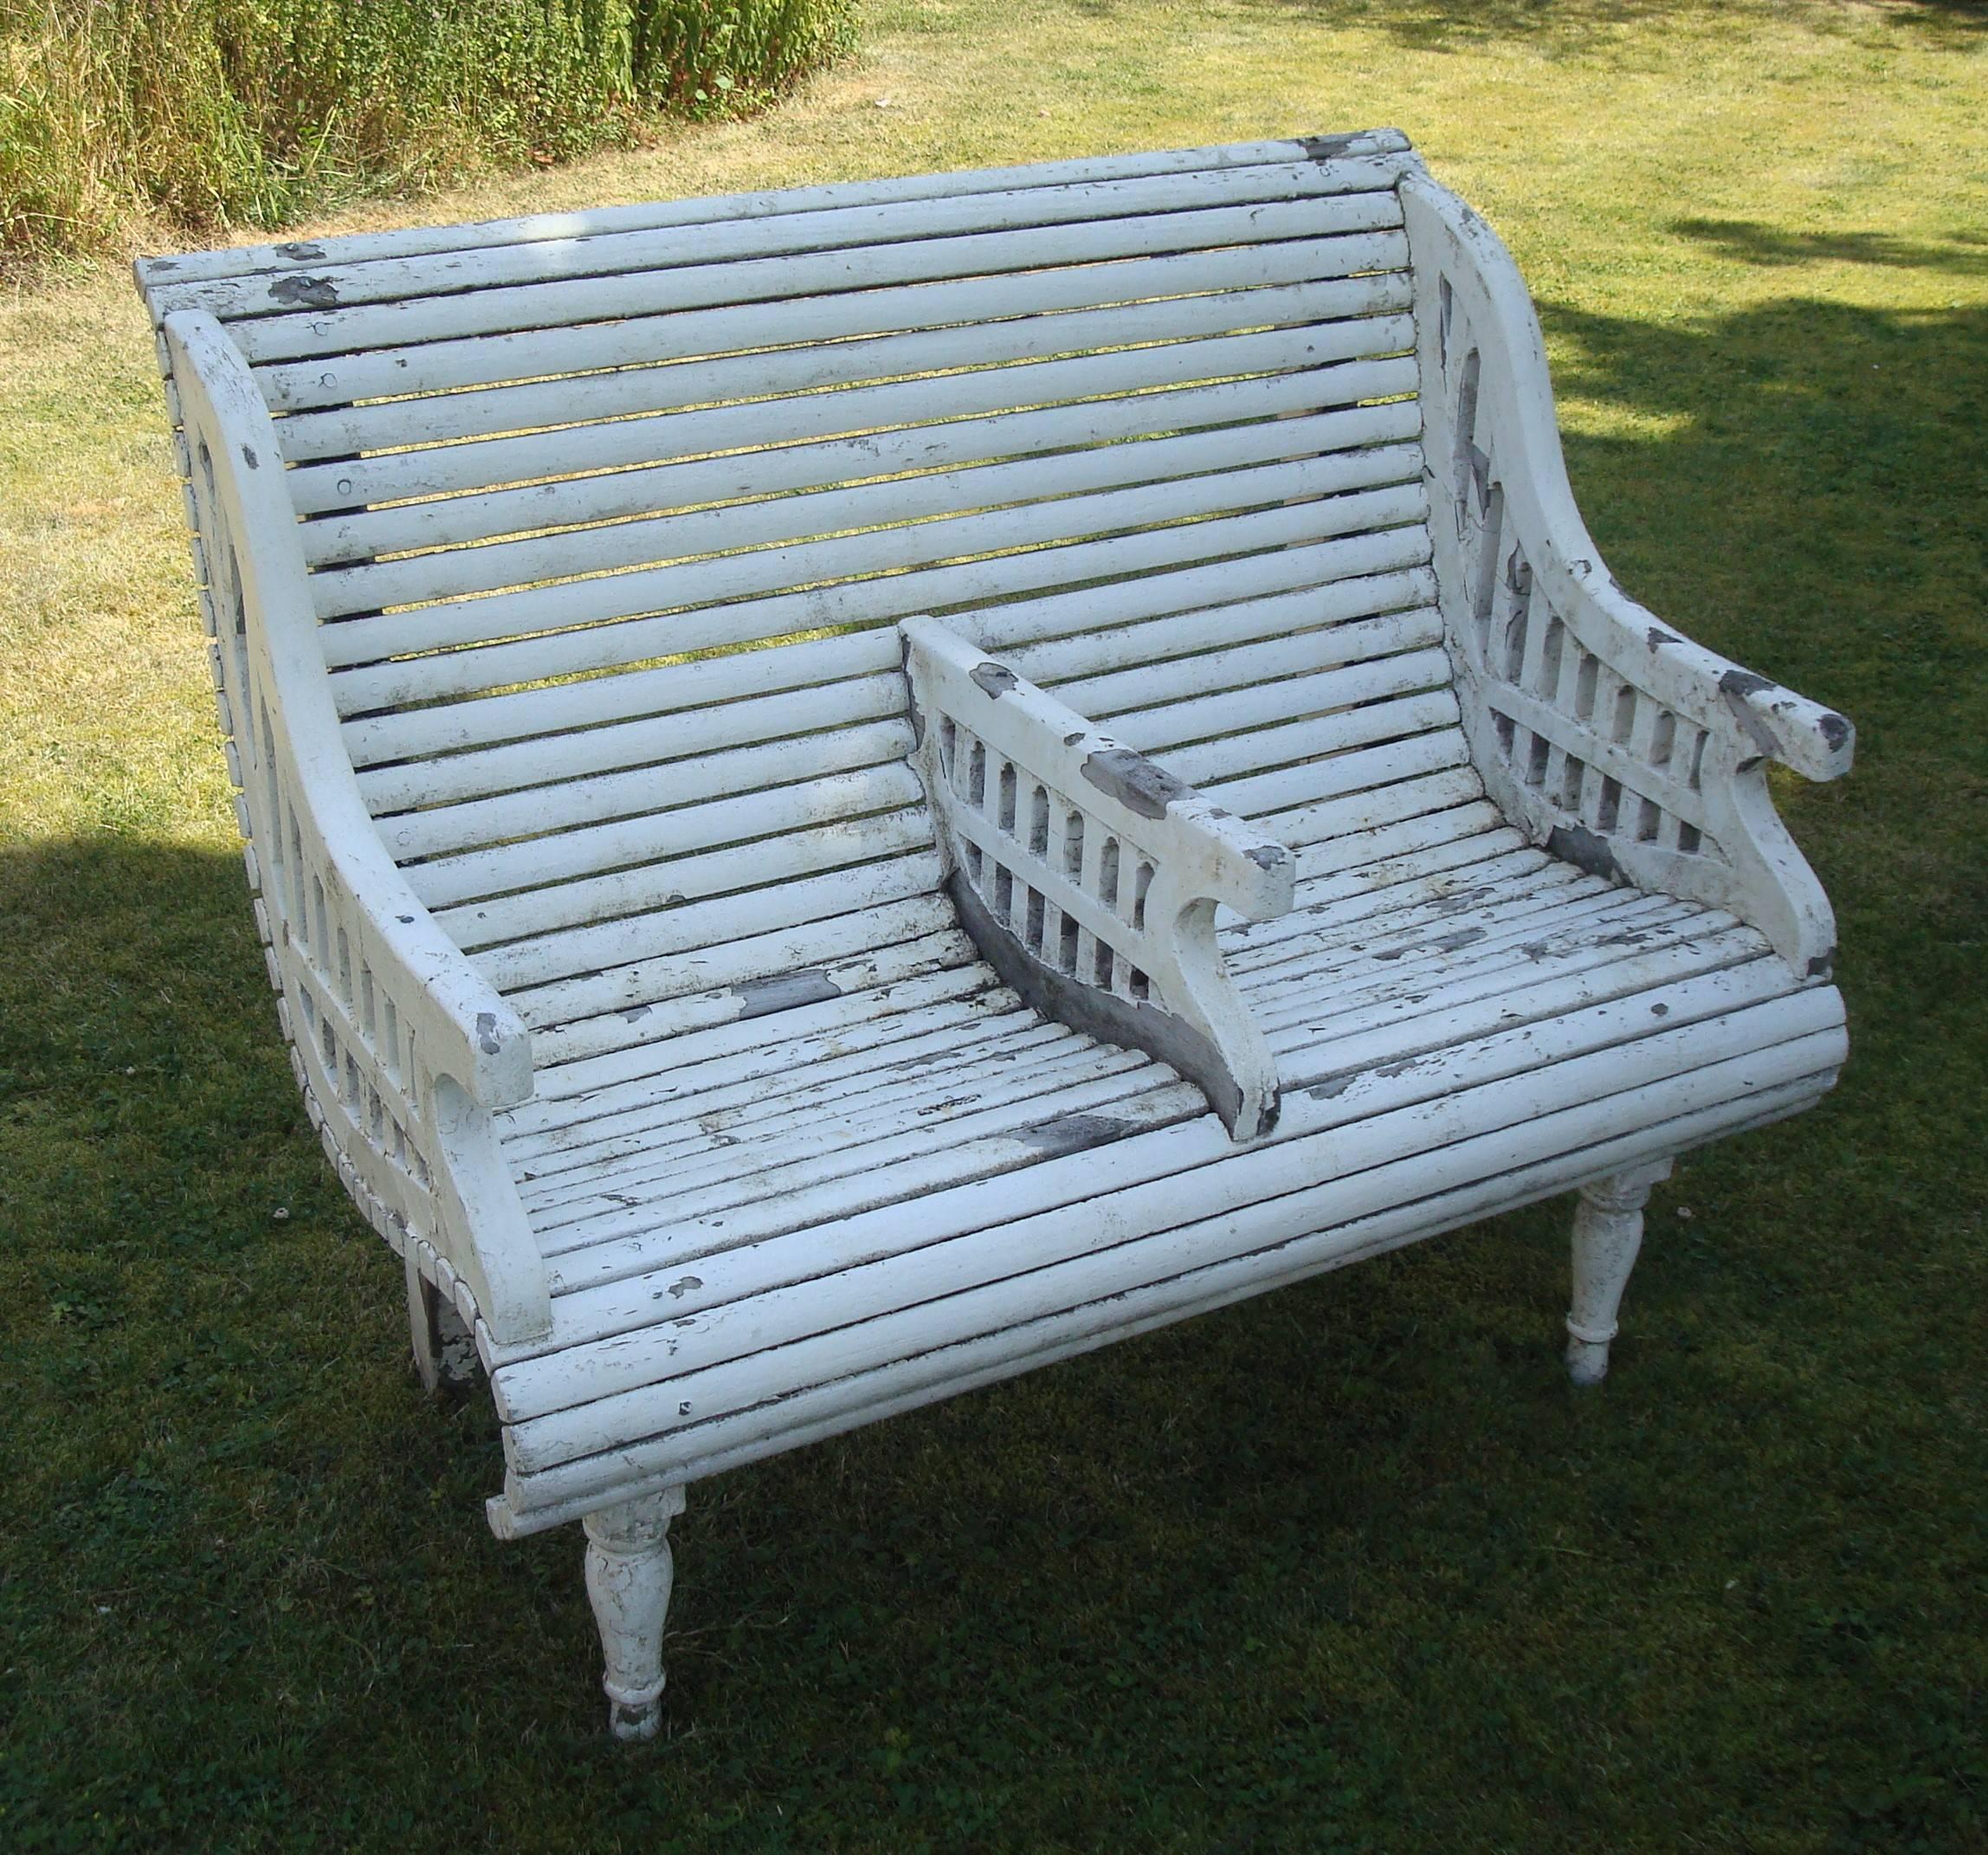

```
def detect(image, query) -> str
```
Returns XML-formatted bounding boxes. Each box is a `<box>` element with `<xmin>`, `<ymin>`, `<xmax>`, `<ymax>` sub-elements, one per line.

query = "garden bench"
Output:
<box><xmin>136</xmin><ymin>128</ymin><xmax>1853</xmax><ymax>1739</ymax></box>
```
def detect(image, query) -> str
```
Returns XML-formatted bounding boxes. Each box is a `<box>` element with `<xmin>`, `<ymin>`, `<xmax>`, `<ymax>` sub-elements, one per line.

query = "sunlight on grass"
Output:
<box><xmin>2</xmin><ymin>2</ymin><xmax>1984</xmax><ymax>1849</ymax></box>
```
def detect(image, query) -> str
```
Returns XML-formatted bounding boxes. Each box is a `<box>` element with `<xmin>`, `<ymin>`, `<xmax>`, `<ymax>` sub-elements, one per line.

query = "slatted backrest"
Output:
<box><xmin>139</xmin><ymin>132</ymin><xmax>1465</xmax><ymax>1054</ymax></box>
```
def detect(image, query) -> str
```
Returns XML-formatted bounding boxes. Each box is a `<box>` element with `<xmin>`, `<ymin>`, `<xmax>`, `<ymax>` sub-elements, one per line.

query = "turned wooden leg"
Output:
<box><xmin>583</xmin><ymin>1486</ymin><xmax>687</xmax><ymax>1742</ymax></box>
<box><xmin>1565</xmin><ymin>1159</ymin><xmax>1673</xmax><ymax>1386</ymax></box>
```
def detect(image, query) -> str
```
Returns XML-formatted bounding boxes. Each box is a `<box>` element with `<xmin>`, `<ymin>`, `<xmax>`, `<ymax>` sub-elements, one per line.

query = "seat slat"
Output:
<box><xmin>524</xmin><ymin>940</ymin><xmax>1806</xmax><ymax>1320</ymax></box>
<box><xmin>515</xmin><ymin>966</ymin><xmax>1017</xmax><ymax>1121</ymax></box>
<box><xmin>512</xmin><ymin>1002</ymin><xmax>1057</xmax><ymax>1171</ymax></box>
<box><xmin>502</xmin><ymin>990</ymin><xmax>1842</xmax><ymax>1457</ymax></box>
<box><xmin>522</xmin><ymin>1010</ymin><xmax>1069</xmax><ymax>1182</ymax></box>
<box><xmin>1249</xmin><ymin>891</ymin><xmax>1683</xmax><ymax>1016</ymax></box>
<box><xmin>514</xmin><ymin>951</ymin><xmax>1805</xmax><ymax>1392</ymax></box>
<box><xmin>528</xmin><ymin>1037</ymin><xmax>1165</xmax><ymax>1228</ymax></box>
<box><xmin>1258</xmin><ymin>903</ymin><xmax>1735</xmax><ymax>1058</ymax></box>
<box><xmin>516</xmin><ymin>906</ymin><xmax>974</xmax><ymax>1065</ymax></box>
<box><xmin>501</xmin><ymin>1062</ymin><xmax>1836</xmax><ymax>1522</ymax></box>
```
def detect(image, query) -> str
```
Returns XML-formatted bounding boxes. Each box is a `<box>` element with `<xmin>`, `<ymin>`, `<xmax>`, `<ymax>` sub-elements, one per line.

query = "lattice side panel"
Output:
<box><xmin>935</xmin><ymin>716</ymin><xmax>1164</xmax><ymax>1012</ymax></box>
<box><xmin>181</xmin><ymin>429</ymin><xmax>442</xmax><ymax>1260</ymax></box>
<box><xmin>1428</xmin><ymin>275</ymin><xmax>1732</xmax><ymax>889</ymax></box>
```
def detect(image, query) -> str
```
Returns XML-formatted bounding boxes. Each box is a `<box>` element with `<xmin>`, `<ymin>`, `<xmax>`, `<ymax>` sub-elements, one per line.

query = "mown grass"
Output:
<box><xmin>1</xmin><ymin>1</ymin><xmax>1985</xmax><ymax>1849</ymax></box>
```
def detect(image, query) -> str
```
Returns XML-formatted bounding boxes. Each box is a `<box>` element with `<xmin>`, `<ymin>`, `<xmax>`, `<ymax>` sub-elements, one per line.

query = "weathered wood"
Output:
<box><xmin>138</xmin><ymin>131</ymin><xmax>1852</xmax><ymax>1738</ymax></box>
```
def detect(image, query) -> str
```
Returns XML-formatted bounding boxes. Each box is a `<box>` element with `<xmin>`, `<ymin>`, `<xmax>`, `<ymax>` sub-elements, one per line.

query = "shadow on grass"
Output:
<box><xmin>1673</xmin><ymin>217</ymin><xmax>1988</xmax><ymax>275</ymax></box>
<box><xmin>1240</xmin><ymin>0</ymin><xmax>1987</xmax><ymax>53</ymax></box>
<box><xmin>1</xmin><ymin>285</ymin><xmax>1984</xmax><ymax>1849</ymax></box>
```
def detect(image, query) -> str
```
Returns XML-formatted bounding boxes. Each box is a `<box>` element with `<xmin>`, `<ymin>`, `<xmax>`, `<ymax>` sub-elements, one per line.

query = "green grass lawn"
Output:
<box><xmin>3</xmin><ymin>2</ymin><xmax>1985</xmax><ymax>1848</ymax></box>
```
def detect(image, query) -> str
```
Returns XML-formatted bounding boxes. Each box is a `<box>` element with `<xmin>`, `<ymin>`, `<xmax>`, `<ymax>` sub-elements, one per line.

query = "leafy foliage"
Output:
<box><xmin>0</xmin><ymin>0</ymin><xmax>856</xmax><ymax>262</ymax></box>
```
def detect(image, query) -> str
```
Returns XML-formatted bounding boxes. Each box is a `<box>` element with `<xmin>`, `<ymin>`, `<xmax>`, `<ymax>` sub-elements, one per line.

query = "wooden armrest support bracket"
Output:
<box><xmin>1401</xmin><ymin>171</ymin><xmax>1853</xmax><ymax>976</ymax></box>
<box><xmin>900</xmin><ymin>616</ymin><xmax>1294</xmax><ymax>1140</ymax></box>
<box><xmin>165</xmin><ymin>309</ymin><xmax>549</xmax><ymax>1342</ymax></box>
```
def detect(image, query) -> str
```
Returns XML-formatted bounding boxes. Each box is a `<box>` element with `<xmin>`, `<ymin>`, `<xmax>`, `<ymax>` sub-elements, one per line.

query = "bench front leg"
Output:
<box><xmin>1565</xmin><ymin>1159</ymin><xmax>1674</xmax><ymax>1386</ymax></box>
<box><xmin>900</xmin><ymin>617</ymin><xmax>1296</xmax><ymax>1140</ymax></box>
<box><xmin>584</xmin><ymin>1485</ymin><xmax>687</xmax><ymax>1742</ymax></box>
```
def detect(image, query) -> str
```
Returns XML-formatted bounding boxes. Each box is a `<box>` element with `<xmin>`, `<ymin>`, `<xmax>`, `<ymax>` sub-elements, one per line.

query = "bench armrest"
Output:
<box><xmin>165</xmin><ymin>310</ymin><xmax>550</xmax><ymax>1341</ymax></box>
<box><xmin>901</xmin><ymin>616</ymin><xmax>1295</xmax><ymax>1139</ymax></box>
<box><xmin>1401</xmin><ymin>171</ymin><xmax>1851</xmax><ymax>976</ymax></box>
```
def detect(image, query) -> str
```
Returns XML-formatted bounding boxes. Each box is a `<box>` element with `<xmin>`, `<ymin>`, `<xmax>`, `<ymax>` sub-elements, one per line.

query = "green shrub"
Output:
<box><xmin>0</xmin><ymin>0</ymin><xmax>857</xmax><ymax>264</ymax></box>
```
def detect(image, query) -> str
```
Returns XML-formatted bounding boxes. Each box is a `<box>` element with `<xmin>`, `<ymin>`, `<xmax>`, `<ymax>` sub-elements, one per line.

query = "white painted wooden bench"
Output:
<box><xmin>137</xmin><ymin>129</ymin><xmax>1853</xmax><ymax>1740</ymax></box>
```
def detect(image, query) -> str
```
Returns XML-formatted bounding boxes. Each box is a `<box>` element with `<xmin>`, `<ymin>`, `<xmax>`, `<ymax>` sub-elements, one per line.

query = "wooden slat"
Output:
<box><xmin>468</xmin><ymin>851</ymin><xmax>946</xmax><ymax>992</ymax></box>
<box><xmin>285</xmin><ymin>281</ymin><xmax>1410</xmax><ymax>506</ymax></box>
<box><xmin>510</xmin><ymin>1001</ymin><xmax>1057</xmax><ymax>1172</ymax></box>
<box><xmin>512</xmin><ymin>968</ymin><xmax>1018</xmax><ymax>1128</ymax></box>
<box><xmin>526</xmin><ymin>1038</ymin><xmax>1166</xmax><ymax>1228</ymax></box>
<box><xmin>496</xmin><ymin>1061</ymin><xmax>1836</xmax><ymax>1529</ymax></box>
<box><xmin>1157</xmin><ymin>688</ymin><xmax>1460</xmax><ymax>785</ymax></box>
<box><xmin>302</xmin><ymin>339</ymin><xmax>1416</xmax><ymax>566</ymax></box>
<box><xmin>525</xmin><ymin>935</ymin><xmax>1812</xmax><ymax>1314</ymax></box>
<box><xmin>152</xmin><ymin>163</ymin><xmax>1403</xmax><ymax>325</ymax></box>
<box><xmin>435</xmin><ymin>803</ymin><xmax>931</xmax><ymax>953</ymax></box>
<box><xmin>1264</xmin><ymin>920</ymin><xmax>1769</xmax><ymax>1079</ymax></box>
<box><xmin>518</xmin><ymin>949</ymin><xmax>1800</xmax><ymax>1371</ymax></box>
<box><xmin>1276</xmin><ymin>767</ymin><xmax>1488</xmax><ymax>859</ymax></box>
<box><xmin>1204</xmin><ymin>726</ymin><xmax>1470</xmax><ymax>819</ymax></box>
<box><xmin>358</xmin><ymin>669</ymin><xmax>904</xmax><ymax>814</ymax></box>
<box><xmin>320</xmin><ymin>471</ymin><xmax>1430</xmax><ymax>695</ymax></box>
<box><xmin>495</xmin><ymin>992</ymin><xmax>1843</xmax><ymax>1449</ymax></box>
<box><xmin>524</xmin><ymin>964</ymin><xmax>1017</xmax><ymax>1111</ymax></box>
<box><xmin>138</xmin><ymin>134</ymin><xmax>1413</xmax><ymax>289</ymax></box>
<box><xmin>523</xmin><ymin>1009</ymin><xmax>1073</xmax><ymax>1180</ymax></box>
<box><xmin>1051</xmin><ymin>617</ymin><xmax>1443</xmax><ymax>721</ymax></box>
<box><xmin>226</xmin><ymin>214</ymin><xmax>1410</xmax><ymax>365</ymax></box>
<box><xmin>339</xmin><ymin>534</ymin><xmax>1434</xmax><ymax>767</ymax></box>
<box><xmin>387</xmin><ymin>721</ymin><xmax>915</xmax><ymax>869</ymax></box>
<box><xmin>269</xmin><ymin>254</ymin><xmax>1414</xmax><ymax>437</ymax></box>
<box><xmin>311</xmin><ymin>412</ymin><xmax>1423</xmax><ymax>618</ymax></box>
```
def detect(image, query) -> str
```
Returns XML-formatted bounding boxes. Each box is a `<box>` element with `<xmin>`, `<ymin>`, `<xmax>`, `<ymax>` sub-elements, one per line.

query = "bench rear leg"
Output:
<box><xmin>1565</xmin><ymin>1160</ymin><xmax>1674</xmax><ymax>1386</ymax></box>
<box><xmin>404</xmin><ymin>1249</ymin><xmax>478</xmax><ymax>1393</ymax></box>
<box><xmin>583</xmin><ymin>1486</ymin><xmax>687</xmax><ymax>1742</ymax></box>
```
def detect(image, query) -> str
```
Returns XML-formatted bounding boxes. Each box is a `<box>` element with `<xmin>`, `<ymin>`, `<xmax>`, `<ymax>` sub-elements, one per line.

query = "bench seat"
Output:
<box><xmin>479</xmin><ymin>802</ymin><xmax>1833</xmax><ymax>1533</ymax></box>
<box><xmin>135</xmin><ymin>127</ymin><xmax>1853</xmax><ymax>1735</ymax></box>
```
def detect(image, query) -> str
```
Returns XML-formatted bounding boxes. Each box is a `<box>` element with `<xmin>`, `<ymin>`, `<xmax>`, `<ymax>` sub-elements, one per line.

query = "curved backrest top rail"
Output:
<box><xmin>131</xmin><ymin>130</ymin><xmax>1415</xmax><ymax>297</ymax></box>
